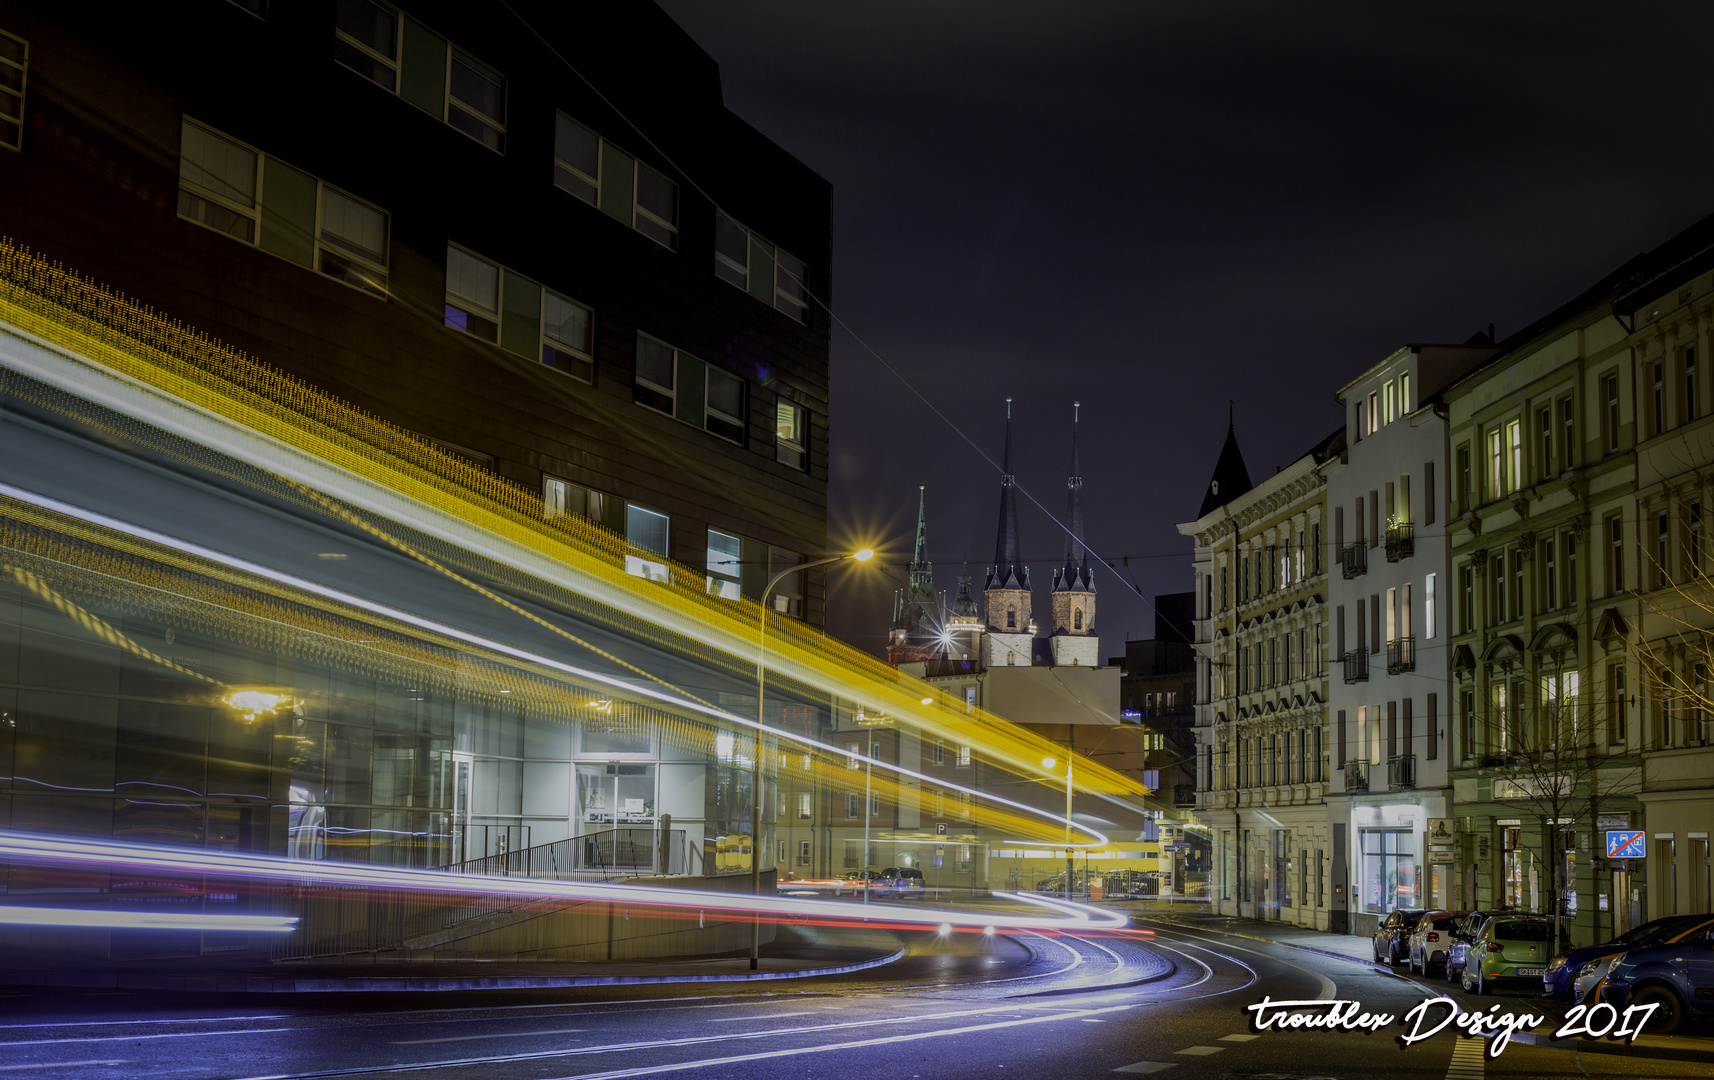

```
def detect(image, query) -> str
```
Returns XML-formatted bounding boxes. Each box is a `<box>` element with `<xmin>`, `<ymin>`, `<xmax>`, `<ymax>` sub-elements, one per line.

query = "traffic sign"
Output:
<box><xmin>935</xmin><ymin>822</ymin><xmax>948</xmax><ymax>836</ymax></box>
<box><xmin>1607</xmin><ymin>831</ymin><xmax>1646</xmax><ymax>859</ymax></box>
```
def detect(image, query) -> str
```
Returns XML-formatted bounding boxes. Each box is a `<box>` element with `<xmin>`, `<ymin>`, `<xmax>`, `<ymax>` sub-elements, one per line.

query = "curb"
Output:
<box><xmin>0</xmin><ymin>946</ymin><xmax>908</xmax><ymax>994</ymax></box>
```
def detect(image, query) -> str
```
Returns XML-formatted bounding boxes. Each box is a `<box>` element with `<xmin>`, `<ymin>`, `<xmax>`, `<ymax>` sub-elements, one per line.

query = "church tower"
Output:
<box><xmin>887</xmin><ymin>485</ymin><xmax>943</xmax><ymax>665</ymax></box>
<box><xmin>982</xmin><ymin>399</ymin><xmax>1035</xmax><ymax>667</ymax></box>
<box><xmin>1050</xmin><ymin>402</ymin><xmax>1099</xmax><ymax>666</ymax></box>
<box><xmin>945</xmin><ymin>571</ymin><xmax>982</xmax><ymax>661</ymax></box>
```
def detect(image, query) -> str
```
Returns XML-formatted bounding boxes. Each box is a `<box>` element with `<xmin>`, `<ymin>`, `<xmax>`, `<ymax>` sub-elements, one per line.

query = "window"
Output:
<box><xmin>541</xmin><ymin>289</ymin><xmax>594</xmax><ymax>382</ymax></box>
<box><xmin>1399</xmin><ymin>371</ymin><xmax>1411</xmax><ymax>415</ymax></box>
<box><xmin>333</xmin><ymin>0</ymin><xmax>398</xmax><ymax>92</ymax></box>
<box><xmin>1459</xmin><ymin>565</ymin><xmax>1472</xmax><ymax>633</ymax></box>
<box><xmin>1456</xmin><ymin>446</ymin><xmax>1471</xmax><ymax>513</ymax></box>
<box><xmin>798</xmin><ymin>839</ymin><xmax>811</xmax><ymax>865</ymax></box>
<box><xmin>713</xmin><ymin>210</ymin><xmax>810</xmax><ymax>323</ymax></box>
<box><xmin>704</xmin><ymin>367</ymin><xmax>746</xmax><ymax>444</ymax></box>
<box><xmin>932</xmin><ymin>740</ymin><xmax>944</xmax><ymax>766</ymax></box>
<box><xmin>179</xmin><ymin>119</ymin><xmax>389</xmax><ymax>294</ymax></box>
<box><xmin>769</xmin><ymin>548</ymin><xmax>803</xmax><ymax>617</ymax></box>
<box><xmin>1491</xmin><ymin>549</ymin><xmax>1506</xmax><ymax>624</ymax></box>
<box><xmin>1560</xmin><ymin>395</ymin><xmax>1575</xmax><ymax>470</ymax></box>
<box><xmin>797</xmin><ymin>792</ymin><xmax>812</xmax><ymax>820</ymax></box>
<box><xmin>633</xmin><ymin>333</ymin><xmax>677</xmax><ymax>415</ymax></box>
<box><xmin>846</xmin><ymin>742</ymin><xmax>861</xmax><ymax>770</ymax></box>
<box><xmin>544</xmin><ymin>477</ymin><xmax>612</xmax><ymax>525</ymax></box>
<box><xmin>1538</xmin><ymin>407</ymin><xmax>1553</xmax><ymax>481</ymax></box>
<box><xmin>1688</xmin><ymin>347</ymin><xmax>1700</xmax><ymax>423</ymax></box>
<box><xmin>870</xmin><ymin>793</ymin><xmax>881</xmax><ymax>817</ymax></box>
<box><xmin>335</xmin><ymin>8</ymin><xmax>506</xmax><ymax>154</ymax></box>
<box><xmin>1657</xmin><ymin>509</ymin><xmax>1671</xmax><ymax>589</ymax></box>
<box><xmin>706</xmin><ymin>528</ymin><xmax>742</xmax><ymax>600</ymax></box>
<box><xmin>776</xmin><ymin>398</ymin><xmax>807</xmax><ymax>469</ymax></box>
<box><xmin>1543</xmin><ymin>534</ymin><xmax>1557</xmax><ymax>611</ymax></box>
<box><xmin>444</xmin><ymin>244</ymin><xmax>500</xmax><ymax>339</ymax></box>
<box><xmin>1608</xmin><ymin>663</ymin><xmax>1627</xmax><ymax>745</ymax></box>
<box><xmin>0</xmin><ymin>27</ymin><xmax>28</xmax><ymax>152</ymax></box>
<box><xmin>845</xmin><ymin>792</ymin><xmax>860</xmax><ymax>818</ymax></box>
<box><xmin>1383</xmin><ymin>380</ymin><xmax>1395</xmax><ymax>424</ymax></box>
<box><xmin>1460</xmin><ymin>688</ymin><xmax>1475</xmax><ymax>759</ymax></box>
<box><xmin>1487</xmin><ymin>428</ymin><xmax>1503</xmax><ymax>500</ymax></box>
<box><xmin>1653</xmin><ymin>360</ymin><xmax>1665</xmax><ymax>437</ymax></box>
<box><xmin>552</xmin><ymin>113</ymin><xmax>600</xmax><ymax>205</ymax></box>
<box><xmin>964</xmin><ymin>687</ymin><xmax>975</xmax><ymax>713</ymax></box>
<box><xmin>1425</xmin><ymin>573</ymin><xmax>1436</xmax><ymax>639</ymax></box>
<box><xmin>1604</xmin><ymin>372</ymin><xmax>1621</xmax><ymax>452</ymax></box>
<box><xmin>1506</xmin><ymin>419</ymin><xmax>1522</xmax><ymax>492</ymax></box>
<box><xmin>447</xmin><ymin>48</ymin><xmax>506</xmax><ymax>153</ymax></box>
<box><xmin>633</xmin><ymin>162</ymin><xmax>679</xmax><ymax>248</ymax></box>
<box><xmin>1566</xmin><ymin>532</ymin><xmax>1578</xmax><ymax>604</ymax></box>
<box><xmin>1608</xmin><ymin>514</ymin><xmax>1624</xmax><ymax>594</ymax></box>
<box><xmin>1366</xmin><ymin>391</ymin><xmax>1379</xmax><ymax>434</ymax></box>
<box><xmin>957</xmin><ymin>744</ymin><xmax>971</xmax><ymax>768</ymax></box>
<box><xmin>626</xmin><ymin>503</ymin><xmax>669</xmax><ymax>558</ymax></box>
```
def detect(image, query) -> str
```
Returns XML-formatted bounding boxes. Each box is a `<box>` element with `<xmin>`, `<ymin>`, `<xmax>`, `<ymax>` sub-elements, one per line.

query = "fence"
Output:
<box><xmin>445</xmin><ymin>828</ymin><xmax>688</xmax><ymax>881</ymax></box>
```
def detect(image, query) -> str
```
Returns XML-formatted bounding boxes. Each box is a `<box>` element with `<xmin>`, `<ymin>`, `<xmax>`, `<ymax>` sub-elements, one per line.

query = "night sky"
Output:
<box><xmin>656</xmin><ymin>1</ymin><xmax>1714</xmax><ymax>656</ymax></box>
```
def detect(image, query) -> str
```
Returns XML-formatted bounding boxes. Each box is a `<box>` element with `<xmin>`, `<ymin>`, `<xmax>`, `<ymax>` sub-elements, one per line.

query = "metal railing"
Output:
<box><xmin>446</xmin><ymin>828</ymin><xmax>688</xmax><ymax>880</ymax></box>
<box><xmin>1387</xmin><ymin>636</ymin><xmax>1415</xmax><ymax>674</ymax></box>
<box><xmin>1340</xmin><ymin>543</ymin><xmax>1367</xmax><ymax>579</ymax></box>
<box><xmin>1342</xmin><ymin>649</ymin><xmax>1369</xmax><ymax>683</ymax></box>
<box><xmin>1385</xmin><ymin>523</ymin><xmax>1415</xmax><ymax>562</ymax></box>
<box><xmin>1387</xmin><ymin>755</ymin><xmax>1417</xmax><ymax>789</ymax></box>
<box><xmin>1344</xmin><ymin>760</ymin><xmax>1369</xmax><ymax>793</ymax></box>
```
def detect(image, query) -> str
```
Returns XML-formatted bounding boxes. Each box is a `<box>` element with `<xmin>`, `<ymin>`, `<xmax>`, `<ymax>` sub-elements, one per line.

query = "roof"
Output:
<box><xmin>1197</xmin><ymin>411</ymin><xmax>1253</xmax><ymax>518</ymax></box>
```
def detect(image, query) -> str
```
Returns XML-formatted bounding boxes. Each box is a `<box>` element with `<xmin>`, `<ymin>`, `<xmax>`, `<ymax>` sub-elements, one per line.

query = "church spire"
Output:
<box><xmin>985</xmin><ymin>398</ymin><xmax>1029</xmax><ymax>591</ymax></box>
<box><xmin>908</xmin><ymin>485</ymin><xmax>932</xmax><ymax>595</ymax></box>
<box><xmin>1054</xmin><ymin>401</ymin><xmax>1093</xmax><ymax>593</ymax></box>
<box><xmin>1198</xmin><ymin>400</ymin><xmax>1253</xmax><ymax>518</ymax></box>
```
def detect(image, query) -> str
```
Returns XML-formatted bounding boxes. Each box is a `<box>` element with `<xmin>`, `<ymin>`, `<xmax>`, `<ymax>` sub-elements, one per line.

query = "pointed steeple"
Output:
<box><xmin>952</xmin><ymin>572</ymin><xmax>978</xmax><ymax>618</ymax></box>
<box><xmin>985</xmin><ymin>399</ymin><xmax>1030</xmax><ymax>591</ymax></box>
<box><xmin>908</xmin><ymin>485</ymin><xmax>932</xmax><ymax>595</ymax></box>
<box><xmin>1054</xmin><ymin>401</ymin><xmax>1094</xmax><ymax>594</ymax></box>
<box><xmin>1198</xmin><ymin>400</ymin><xmax>1253</xmax><ymax>518</ymax></box>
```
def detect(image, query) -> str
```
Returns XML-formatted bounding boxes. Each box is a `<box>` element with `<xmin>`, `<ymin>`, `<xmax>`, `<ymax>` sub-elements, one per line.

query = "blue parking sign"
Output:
<box><xmin>1607</xmin><ymin>830</ymin><xmax>1646</xmax><ymax>859</ymax></box>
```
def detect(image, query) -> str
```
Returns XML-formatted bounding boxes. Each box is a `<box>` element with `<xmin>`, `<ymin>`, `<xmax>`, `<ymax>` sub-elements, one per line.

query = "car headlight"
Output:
<box><xmin>1548</xmin><ymin>956</ymin><xmax>1567</xmax><ymax>973</ymax></box>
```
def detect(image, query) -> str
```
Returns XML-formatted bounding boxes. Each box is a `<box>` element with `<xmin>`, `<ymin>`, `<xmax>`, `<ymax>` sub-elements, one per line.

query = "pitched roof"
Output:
<box><xmin>1197</xmin><ymin>405</ymin><xmax>1253</xmax><ymax>518</ymax></box>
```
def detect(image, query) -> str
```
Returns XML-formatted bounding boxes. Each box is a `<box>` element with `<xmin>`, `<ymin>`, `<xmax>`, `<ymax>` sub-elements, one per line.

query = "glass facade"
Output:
<box><xmin>1360</xmin><ymin>826</ymin><xmax>1417</xmax><ymax>913</ymax></box>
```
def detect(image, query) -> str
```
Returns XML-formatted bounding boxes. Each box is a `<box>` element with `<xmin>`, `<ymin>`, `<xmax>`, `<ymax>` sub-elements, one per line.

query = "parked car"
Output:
<box><xmin>1596</xmin><ymin>921</ymin><xmax>1714</xmax><ymax>1033</ymax></box>
<box><xmin>1407</xmin><ymin>910</ymin><xmax>1467</xmax><ymax>976</ymax></box>
<box><xmin>835</xmin><ymin>870</ymin><xmax>885</xmax><ymax>897</ymax></box>
<box><xmin>878</xmin><ymin>866</ymin><xmax>926</xmax><ymax>898</ymax></box>
<box><xmin>1444</xmin><ymin>910</ymin><xmax>1508</xmax><ymax>983</ymax></box>
<box><xmin>1572</xmin><ymin>952</ymin><xmax>1618</xmax><ymax>1005</ymax></box>
<box><xmin>1372</xmin><ymin>908</ymin><xmax>1429</xmax><ymax>965</ymax></box>
<box><xmin>1461</xmin><ymin>915</ymin><xmax>1557</xmax><ymax>994</ymax></box>
<box><xmin>1542</xmin><ymin>915</ymin><xmax>1711</xmax><ymax>1001</ymax></box>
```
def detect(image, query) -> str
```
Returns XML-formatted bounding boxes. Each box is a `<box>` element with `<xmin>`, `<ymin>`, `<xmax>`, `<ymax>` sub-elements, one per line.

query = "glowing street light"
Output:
<box><xmin>751</xmin><ymin>547</ymin><xmax>875</xmax><ymax>970</ymax></box>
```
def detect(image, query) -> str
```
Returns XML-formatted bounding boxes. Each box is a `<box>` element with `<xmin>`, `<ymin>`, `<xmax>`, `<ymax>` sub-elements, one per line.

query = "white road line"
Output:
<box><xmin>391</xmin><ymin>1028</ymin><xmax>586</xmax><ymax>1046</ymax></box>
<box><xmin>1174</xmin><ymin>1046</ymin><xmax>1224</xmax><ymax>1056</ymax></box>
<box><xmin>0</xmin><ymin>1062</ymin><xmax>129</xmax><ymax>1072</ymax></box>
<box><xmin>2</xmin><ymin>1028</ymin><xmax>293</xmax><ymax>1047</ymax></box>
<box><xmin>1111</xmin><ymin>1063</ymin><xmax>1176</xmax><ymax>1075</ymax></box>
<box><xmin>1156</xmin><ymin>930</ymin><xmax>1337</xmax><ymax>1001</ymax></box>
<box><xmin>707</xmin><ymin>1011</ymin><xmax>818</xmax><ymax>1023</ymax></box>
<box><xmin>528</xmin><ymin>1001</ymin><xmax>1143</xmax><ymax>1080</ymax></box>
<box><xmin>1446</xmin><ymin>1035</ymin><xmax>1484</xmax><ymax>1080</ymax></box>
<box><xmin>0</xmin><ymin>1015</ymin><xmax>292</xmax><ymax>1031</ymax></box>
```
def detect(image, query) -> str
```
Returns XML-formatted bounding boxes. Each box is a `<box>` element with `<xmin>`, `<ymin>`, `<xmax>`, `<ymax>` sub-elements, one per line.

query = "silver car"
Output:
<box><xmin>1407</xmin><ymin>910</ymin><xmax>1466</xmax><ymax>976</ymax></box>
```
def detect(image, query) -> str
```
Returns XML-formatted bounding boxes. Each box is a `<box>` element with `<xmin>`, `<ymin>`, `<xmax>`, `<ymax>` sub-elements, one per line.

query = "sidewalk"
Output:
<box><xmin>0</xmin><ymin>924</ymin><xmax>906</xmax><ymax>994</ymax></box>
<box><xmin>1131</xmin><ymin>910</ymin><xmax>1714</xmax><ymax>1064</ymax></box>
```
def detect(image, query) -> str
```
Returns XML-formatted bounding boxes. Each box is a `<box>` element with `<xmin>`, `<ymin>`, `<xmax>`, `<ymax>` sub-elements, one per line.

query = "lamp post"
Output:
<box><xmin>750</xmin><ymin>547</ymin><xmax>874</xmax><ymax>971</ymax></box>
<box><xmin>1043</xmin><ymin>755</ymin><xmax>1073</xmax><ymax>902</ymax></box>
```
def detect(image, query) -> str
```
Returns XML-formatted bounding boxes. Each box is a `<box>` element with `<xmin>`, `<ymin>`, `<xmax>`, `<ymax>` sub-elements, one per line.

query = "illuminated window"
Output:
<box><xmin>1487</xmin><ymin>428</ymin><xmax>1503</xmax><ymax>500</ymax></box>
<box><xmin>798</xmin><ymin>792</ymin><xmax>812</xmax><ymax>820</ymax></box>
<box><xmin>1383</xmin><ymin>380</ymin><xmax>1395</xmax><ymax>424</ymax></box>
<box><xmin>957</xmin><ymin>744</ymin><xmax>971</xmax><ymax>768</ymax></box>
<box><xmin>776</xmin><ymin>398</ymin><xmax>807</xmax><ymax>469</ymax></box>
<box><xmin>846</xmin><ymin>742</ymin><xmax>861</xmax><ymax>770</ymax></box>
<box><xmin>705</xmin><ymin>528</ymin><xmax>742</xmax><ymax>600</ymax></box>
<box><xmin>1506</xmin><ymin>419</ymin><xmax>1522</xmax><ymax>492</ymax></box>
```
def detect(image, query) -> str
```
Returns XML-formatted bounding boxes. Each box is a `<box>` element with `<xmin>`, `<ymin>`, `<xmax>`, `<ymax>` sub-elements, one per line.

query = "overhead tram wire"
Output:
<box><xmin>494</xmin><ymin>0</ymin><xmax>1207</xmax><ymax>656</ymax></box>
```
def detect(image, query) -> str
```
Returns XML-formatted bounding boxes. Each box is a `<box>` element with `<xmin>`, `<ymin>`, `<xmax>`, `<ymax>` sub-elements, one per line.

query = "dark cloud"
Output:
<box><xmin>657</xmin><ymin>0</ymin><xmax>1714</xmax><ymax>652</ymax></box>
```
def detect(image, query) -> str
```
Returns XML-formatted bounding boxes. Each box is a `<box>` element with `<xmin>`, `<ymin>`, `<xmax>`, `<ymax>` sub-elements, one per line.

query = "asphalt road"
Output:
<box><xmin>3</xmin><ymin>915</ymin><xmax>1711</xmax><ymax>1080</ymax></box>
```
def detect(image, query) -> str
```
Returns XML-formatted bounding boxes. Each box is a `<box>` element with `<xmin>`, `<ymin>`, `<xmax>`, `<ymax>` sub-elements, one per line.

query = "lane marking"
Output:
<box><xmin>707</xmin><ymin>1011</ymin><xmax>818</xmax><ymax>1023</ymax></box>
<box><xmin>1112</xmin><ymin>1064</ymin><xmax>1177</xmax><ymax>1075</ymax></box>
<box><xmin>1149</xmin><ymin>928</ymin><xmax>1336</xmax><ymax>1001</ymax></box>
<box><xmin>1174</xmin><ymin>1046</ymin><xmax>1225</xmax><ymax>1056</ymax></box>
<box><xmin>392</xmin><ymin>1028</ymin><xmax>587</xmax><ymax>1046</ymax></box>
<box><xmin>0</xmin><ymin>1063</ymin><xmax>130</xmax><ymax>1072</ymax></box>
<box><xmin>1</xmin><ymin>1028</ymin><xmax>293</xmax><ymax>1047</ymax></box>
<box><xmin>1446</xmin><ymin>1035</ymin><xmax>1484</xmax><ymax>1080</ymax></box>
<box><xmin>0</xmin><ymin>1015</ymin><xmax>293</xmax><ymax>1032</ymax></box>
<box><xmin>1218</xmin><ymin>1033</ymin><xmax>1259</xmax><ymax>1042</ymax></box>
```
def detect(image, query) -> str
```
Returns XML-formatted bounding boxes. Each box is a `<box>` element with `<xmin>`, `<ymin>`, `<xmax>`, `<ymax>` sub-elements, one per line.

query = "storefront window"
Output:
<box><xmin>1360</xmin><ymin>827</ymin><xmax>1417</xmax><ymax>913</ymax></box>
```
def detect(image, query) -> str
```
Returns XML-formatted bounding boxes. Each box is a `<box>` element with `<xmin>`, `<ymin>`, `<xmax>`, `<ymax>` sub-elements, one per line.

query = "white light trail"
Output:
<box><xmin>0</xmin><ymin>904</ymin><xmax>297</xmax><ymax>932</ymax></box>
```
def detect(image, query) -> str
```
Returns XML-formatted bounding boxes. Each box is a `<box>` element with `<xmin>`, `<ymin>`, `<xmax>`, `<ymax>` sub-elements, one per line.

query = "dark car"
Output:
<box><xmin>1598</xmin><ymin>922</ymin><xmax>1714</xmax><ymax>1033</ymax></box>
<box><xmin>1444</xmin><ymin>910</ymin><xmax>1509</xmax><ymax>983</ymax></box>
<box><xmin>1542</xmin><ymin>915</ymin><xmax>1710</xmax><ymax>1001</ymax></box>
<box><xmin>878</xmin><ymin>866</ymin><xmax>926</xmax><ymax>898</ymax></box>
<box><xmin>1372</xmin><ymin>908</ymin><xmax>1429</xmax><ymax>965</ymax></box>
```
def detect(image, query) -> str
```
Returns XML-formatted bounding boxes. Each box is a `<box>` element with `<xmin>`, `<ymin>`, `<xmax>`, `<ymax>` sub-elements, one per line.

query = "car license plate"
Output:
<box><xmin>1515</xmin><ymin>967</ymin><xmax>1543</xmax><ymax>976</ymax></box>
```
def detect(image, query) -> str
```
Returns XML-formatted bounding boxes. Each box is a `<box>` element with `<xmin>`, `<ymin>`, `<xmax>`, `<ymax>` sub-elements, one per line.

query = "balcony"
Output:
<box><xmin>1385</xmin><ymin>522</ymin><xmax>1415</xmax><ymax>562</ymax></box>
<box><xmin>1173</xmin><ymin>784</ymin><xmax>1197</xmax><ymax>807</ymax></box>
<box><xmin>1387</xmin><ymin>754</ymin><xmax>1417</xmax><ymax>789</ymax></box>
<box><xmin>1386</xmin><ymin>636</ymin><xmax>1416</xmax><ymax>675</ymax></box>
<box><xmin>1341</xmin><ymin>649</ymin><xmax>1369</xmax><ymax>683</ymax></box>
<box><xmin>1339</xmin><ymin>542</ymin><xmax>1367</xmax><ymax>579</ymax></box>
<box><xmin>1344</xmin><ymin>760</ymin><xmax>1369</xmax><ymax>793</ymax></box>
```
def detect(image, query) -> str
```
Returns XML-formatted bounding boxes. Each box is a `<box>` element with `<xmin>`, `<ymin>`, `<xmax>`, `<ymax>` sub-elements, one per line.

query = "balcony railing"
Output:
<box><xmin>1387</xmin><ymin>755</ymin><xmax>1417</xmax><ymax>790</ymax></box>
<box><xmin>1339</xmin><ymin>542</ymin><xmax>1367</xmax><ymax>579</ymax></box>
<box><xmin>1344</xmin><ymin>760</ymin><xmax>1369</xmax><ymax>793</ymax></box>
<box><xmin>1386</xmin><ymin>636</ymin><xmax>1416</xmax><ymax>674</ymax></box>
<box><xmin>1342</xmin><ymin>649</ymin><xmax>1369</xmax><ymax>683</ymax></box>
<box><xmin>1174</xmin><ymin>784</ymin><xmax>1197</xmax><ymax>806</ymax></box>
<box><xmin>1385</xmin><ymin>523</ymin><xmax>1415</xmax><ymax>562</ymax></box>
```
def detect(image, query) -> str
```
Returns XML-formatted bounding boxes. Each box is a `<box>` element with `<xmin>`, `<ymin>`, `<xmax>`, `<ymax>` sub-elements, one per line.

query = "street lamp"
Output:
<box><xmin>1043</xmin><ymin>756</ymin><xmax>1073</xmax><ymax>902</ymax></box>
<box><xmin>750</xmin><ymin>547</ymin><xmax>874</xmax><ymax>971</ymax></box>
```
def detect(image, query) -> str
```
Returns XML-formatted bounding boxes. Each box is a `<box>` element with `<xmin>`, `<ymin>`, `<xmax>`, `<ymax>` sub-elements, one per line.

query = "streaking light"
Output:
<box><xmin>938</xmin><ymin>923</ymin><xmax>953</xmax><ymax>936</ymax></box>
<box><xmin>222</xmin><ymin>690</ymin><xmax>290</xmax><ymax>722</ymax></box>
<box><xmin>0</xmin><ymin>905</ymin><xmax>298</xmax><ymax>932</ymax></box>
<box><xmin>0</xmin><ymin>831</ymin><xmax>1128</xmax><ymax>933</ymax></box>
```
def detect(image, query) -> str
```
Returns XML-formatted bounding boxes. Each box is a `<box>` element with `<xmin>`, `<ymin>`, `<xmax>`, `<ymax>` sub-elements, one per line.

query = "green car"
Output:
<box><xmin>1461</xmin><ymin>916</ymin><xmax>1555</xmax><ymax>994</ymax></box>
